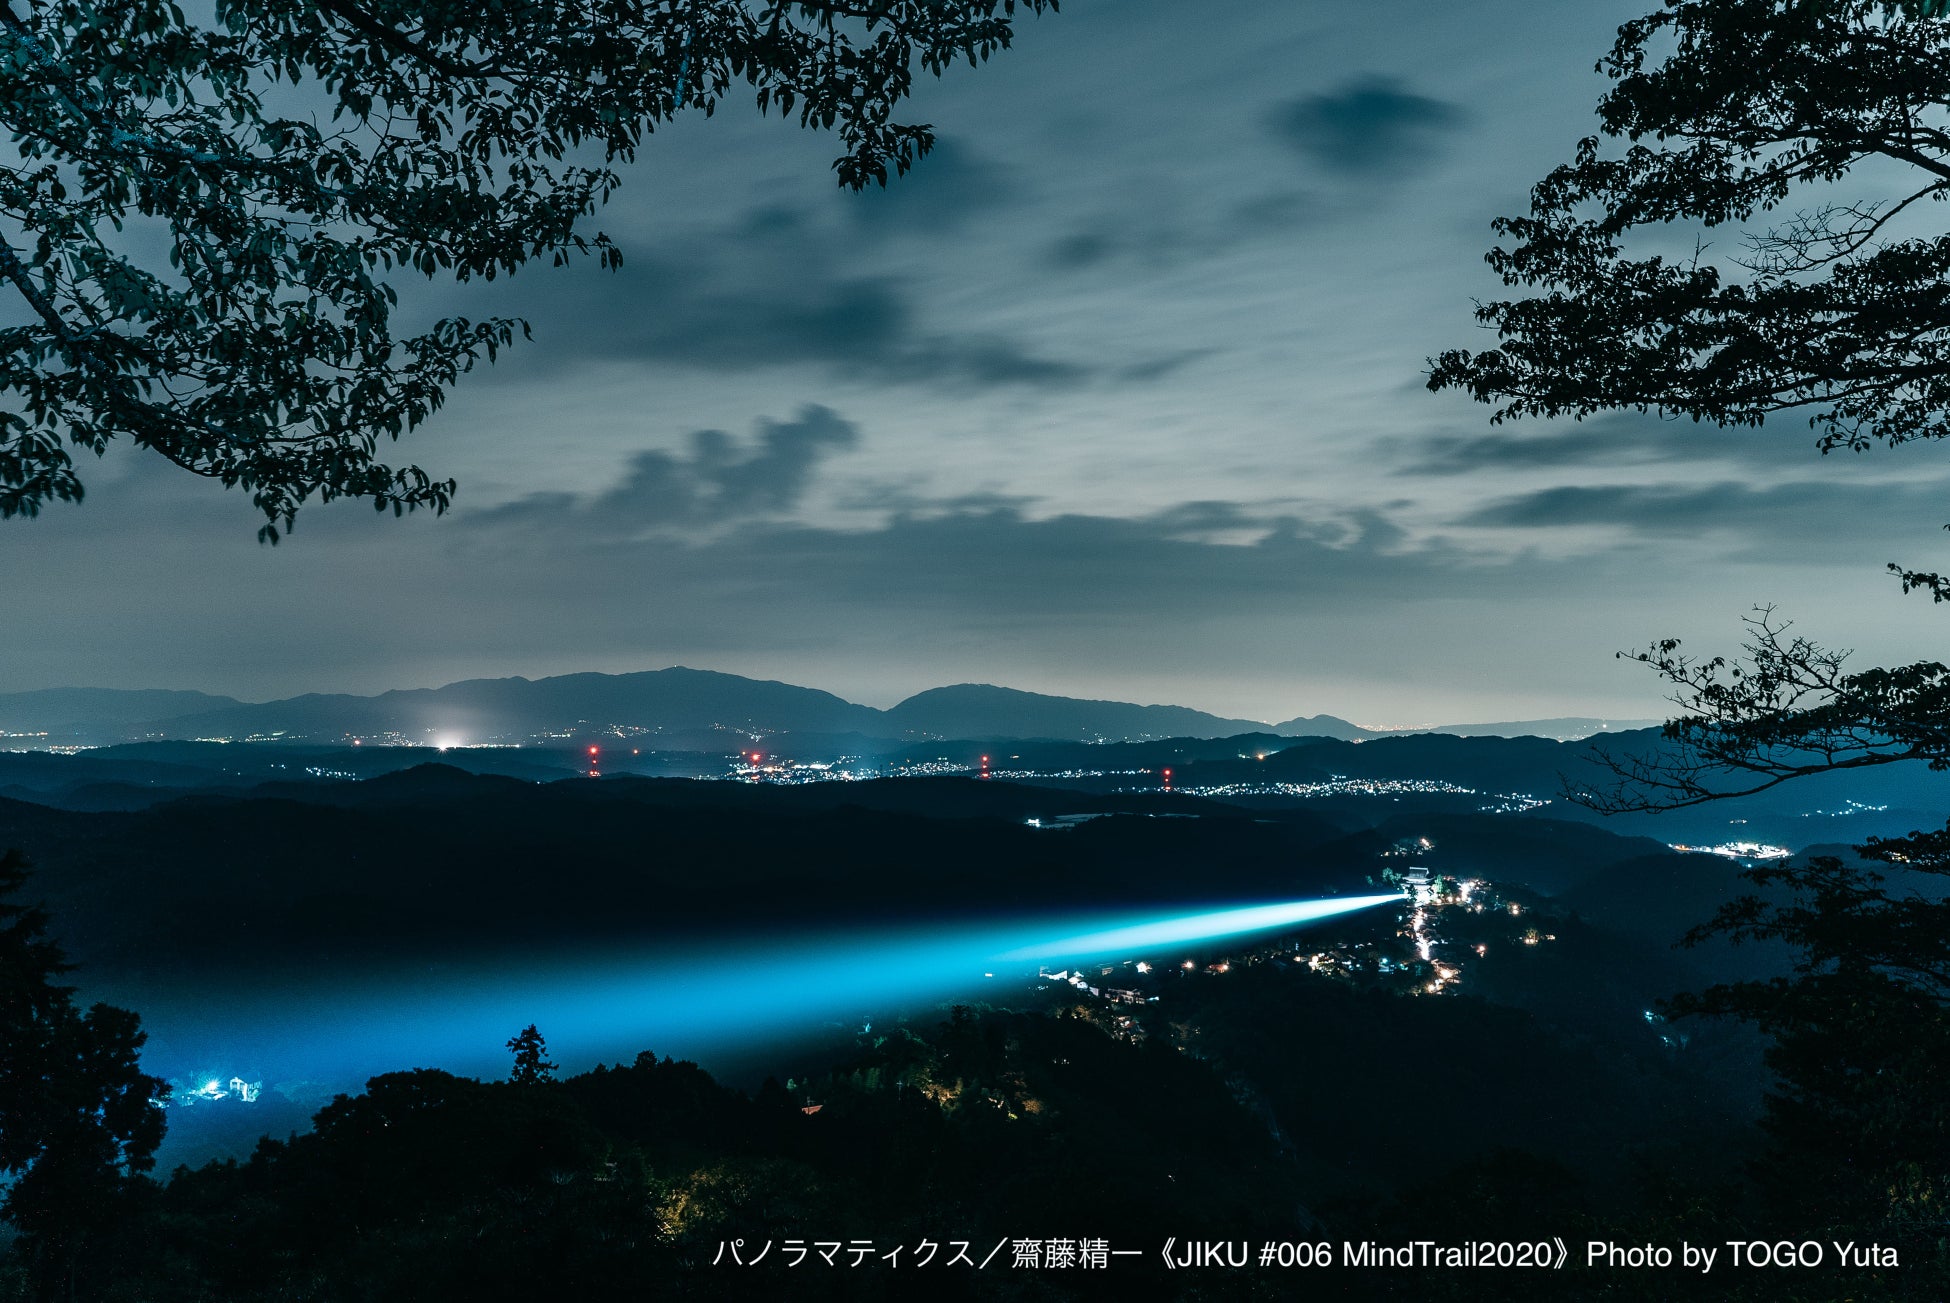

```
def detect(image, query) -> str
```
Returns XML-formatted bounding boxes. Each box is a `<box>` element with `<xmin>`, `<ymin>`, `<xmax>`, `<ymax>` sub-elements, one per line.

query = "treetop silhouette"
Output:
<box><xmin>1429</xmin><ymin>0</ymin><xmax>1950</xmax><ymax>457</ymax></box>
<box><xmin>0</xmin><ymin>0</ymin><xmax>1055</xmax><ymax>539</ymax></box>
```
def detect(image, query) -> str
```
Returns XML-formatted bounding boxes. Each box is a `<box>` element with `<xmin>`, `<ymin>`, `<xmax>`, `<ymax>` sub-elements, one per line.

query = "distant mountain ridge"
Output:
<box><xmin>0</xmin><ymin>687</ymin><xmax>245</xmax><ymax>738</ymax></box>
<box><xmin>0</xmin><ymin>670</ymin><xmax>1658</xmax><ymax>747</ymax></box>
<box><xmin>1268</xmin><ymin>713</ymin><xmax>1373</xmax><ymax>741</ymax></box>
<box><xmin>885</xmin><ymin>684</ymin><xmax>1267</xmax><ymax>741</ymax></box>
<box><xmin>151</xmin><ymin>668</ymin><xmax>886</xmax><ymax>744</ymax></box>
<box><xmin>1348</xmin><ymin>717</ymin><xmax>1666</xmax><ymax>742</ymax></box>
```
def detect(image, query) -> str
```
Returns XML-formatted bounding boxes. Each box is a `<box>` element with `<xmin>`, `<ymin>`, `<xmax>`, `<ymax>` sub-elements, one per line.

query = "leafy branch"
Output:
<box><xmin>0</xmin><ymin>0</ymin><xmax>1056</xmax><ymax>539</ymax></box>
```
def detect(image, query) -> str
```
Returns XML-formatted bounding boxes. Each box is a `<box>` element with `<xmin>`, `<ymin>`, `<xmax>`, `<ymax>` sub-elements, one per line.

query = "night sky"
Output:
<box><xmin>8</xmin><ymin>0</ymin><xmax>1948</xmax><ymax>725</ymax></box>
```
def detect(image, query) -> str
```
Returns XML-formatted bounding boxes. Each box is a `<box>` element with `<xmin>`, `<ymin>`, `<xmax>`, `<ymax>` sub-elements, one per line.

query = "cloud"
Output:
<box><xmin>20</xmin><ymin>426</ymin><xmax>1928</xmax><ymax>720</ymax></box>
<box><xmin>1046</xmin><ymin>231</ymin><xmax>1117</xmax><ymax>271</ymax></box>
<box><xmin>828</xmin><ymin>482</ymin><xmax>1042</xmax><ymax>516</ymax></box>
<box><xmin>618</xmin><ymin>259</ymin><xmax>1090</xmax><ymax>387</ymax></box>
<box><xmin>1266</xmin><ymin>76</ymin><xmax>1463</xmax><ymax>175</ymax></box>
<box><xmin>453</xmin><ymin>442</ymin><xmax>1511</xmax><ymax>634</ymax></box>
<box><xmin>1039</xmin><ymin>189</ymin><xmax>1323</xmax><ymax>275</ymax></box>
<box><xmin>1400</xmin><ymin>415</ymin><xmax>1805</xmax><ymax>477</ymax></box>
<box><xmin>525</xmin><ymin>203</ymin><xmax>1094</xmax><ymax>389</ymax></box>
<box><xmin>462</xmin><ymin>498</ymin><xmax>1504</xmax><ymax>638</ymax></box>
<box><xmin>1456</xmin><ymin>477</ymin><xmax>1950</xmax><ymax>558</ymax></box>
<box><xmin>1462</xmin><ymin>483</ymin><xmax>1734</xmax><ymax>532</ymax></box>
<box><xmin>1226</xmin><ymin>190</ymin><xmax>1319</xmax><ymax>235</ymax></box>
<box><xmin>472</xmin><ymin>406</ymin><xmax>860</xmax><ymax>534</ymax></box>
<box><xmin>449</xmin><ymin>420</ymin><xmax>1476</xmax><ymax>624</ymax></box>
<box><xmin>844</xmin><ymin>137</ymin><xmax>1016</xmax><ymax>232</ymax></box>
<box><xmin>1117</xmin><ymin>349</ymin><xmax>1214</xmax><ymax>384</ymax></box>
<box><xmin>707</xmin><ymin>506</ymin><xmax>1439</xmax><ymax>620</ymax></box>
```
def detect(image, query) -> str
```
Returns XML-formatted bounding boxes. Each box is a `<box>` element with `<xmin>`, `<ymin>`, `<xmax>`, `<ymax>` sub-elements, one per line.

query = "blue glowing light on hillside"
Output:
<box><xmin>997</xmin><ymin>894</ymin><xmax>1404</xmax><ymax>963</ymax></box>
<box><xmin>128</xmin><ymin>892</ymin><xmax>1406</xmax><ymax>1101</ymax></box>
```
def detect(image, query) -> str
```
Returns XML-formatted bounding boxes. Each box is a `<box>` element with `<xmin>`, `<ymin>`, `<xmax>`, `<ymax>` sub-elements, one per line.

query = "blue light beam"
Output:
<box><xmin>995</xmin><ymin>893</ymin><xmax>1405</xmax><ymax>964</ymax></box>
<box><xmin>125</xmin><ymin>892</ymin><xmax>1407</xmax><ymax>1094</ymax></box>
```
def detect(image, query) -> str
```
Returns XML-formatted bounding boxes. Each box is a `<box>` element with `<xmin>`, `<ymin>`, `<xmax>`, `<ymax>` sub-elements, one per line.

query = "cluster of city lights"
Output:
<box><xmin>169</xmin><ymin>1076</ymin><xmax>261</xmax><ymax>1107</ymax></box>
<box><xmin>1173</xmin><ymin>777</ymin><xmax>1479</xmax><ymax>799</ymax></box>
<box><xmin>1478</xmin><ymin>794</ymin><xmax>1550</xmax><ymax>813</ymax></box>
<box><xmin>1668</xmin><ymin>840</ymin><xmax>1793</xmax><ymax>861</ymax></box>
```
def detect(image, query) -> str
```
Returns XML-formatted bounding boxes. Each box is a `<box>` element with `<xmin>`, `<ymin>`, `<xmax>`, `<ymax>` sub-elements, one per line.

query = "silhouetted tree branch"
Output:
<box><xmin>1436</xmin><ymin>1</ymin><xmax>1950</xmax><ymax>1250</ymax></box>
<box><xmin>1571</xmin><ymin>606</ymin><xmax>1950</xmax><ymax>813</ymax></box>
<box><xmin>0</xmin><ymin>0</ymin><xmax>1056</xmax><ymax>539</ymax></box>
<box><xmin>1429</xmin><ymin>1</ymin><xmax>1950</xmax><ymax>456</ymax></box>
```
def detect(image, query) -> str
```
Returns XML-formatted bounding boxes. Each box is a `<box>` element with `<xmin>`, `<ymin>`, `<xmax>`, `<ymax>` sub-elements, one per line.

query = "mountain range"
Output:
<box><xmin>0</xmin><ymin>669</ymin><xmax>1661</xmax><ymax>748</ymax></box>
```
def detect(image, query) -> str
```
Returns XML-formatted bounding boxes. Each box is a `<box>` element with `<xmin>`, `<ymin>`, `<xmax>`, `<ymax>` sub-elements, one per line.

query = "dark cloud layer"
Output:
<box><xmin>461</xmin><ymin>492</ymin><xmax>1519</xmax><ymax>631</ymax></box>
<box><xmin>1402</xmin><ymin>415</ymin><xmax>1809</xmax><ymax>477</ymax></box>
<box><xmin>449</xmin><ymin>422</ymin><xmax>1486</xmax><ymax>621</ymax></box>
<box><xmin>6</xmin><ymin>413</ymin><xmax>1924</xmax><ymax>716</ymax></box>
<box><xmin>1458</xmin><ymin>477</ymin><xmax>1950</xmax><ymax>559</ymax></box>
<box><xmin>1267</xmin><ymin>76</ymin><xmax>1464</xmax><ymax>175</ymax></box>
<box><xmin>520</xmin><ymin>199</ymin><xmax>1094</xmax><ymax>389</ymax></box>
<box><xmin>1038</xmin><ymin>189</ymin><xmax>1323</xmax><ymax>275</ymax></box>
<box><xmin>616</xmin><ymin>257</ymin><xmax>1090</xmax><ymax>387</ymax></box>
<box><xmin>845</xmin><ymin>138</ymin><xmax>1015</xmax><ymax>232</ymax></box>
<box><xmin>475</xmin><ymin>406</ymin><xmax>860</xmax><ymax>532</ymax></box>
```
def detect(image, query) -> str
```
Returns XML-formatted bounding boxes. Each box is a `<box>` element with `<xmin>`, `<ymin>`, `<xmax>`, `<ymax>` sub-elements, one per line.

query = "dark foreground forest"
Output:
<box><xmin>0</xmin><ymin>977</ymin><xmax>1928</xmax><ymax>1301</ymax></box>
<box><xmin>1</xmin><ymin>764</ymin><xmax>1942</xmax><ymax>1301</ymax></box>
